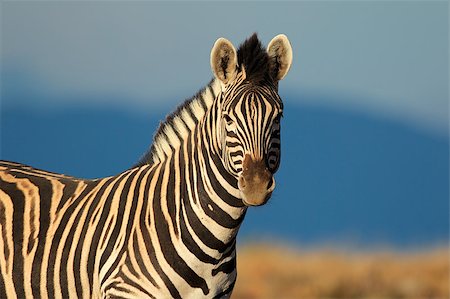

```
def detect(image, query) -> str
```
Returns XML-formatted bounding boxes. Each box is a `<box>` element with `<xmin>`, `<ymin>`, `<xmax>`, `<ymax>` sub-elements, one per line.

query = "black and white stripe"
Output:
<box><xmin>0</xmin><ymin>33</ymin><xmax>292</xmax><ymax>298</ymax></box>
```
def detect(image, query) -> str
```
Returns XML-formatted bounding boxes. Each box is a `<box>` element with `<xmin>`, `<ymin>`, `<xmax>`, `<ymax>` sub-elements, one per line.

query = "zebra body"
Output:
<box><xmin>0</xmin><ymin>34</ymin><xmax>292</xmax><ymax>298</ymax></box>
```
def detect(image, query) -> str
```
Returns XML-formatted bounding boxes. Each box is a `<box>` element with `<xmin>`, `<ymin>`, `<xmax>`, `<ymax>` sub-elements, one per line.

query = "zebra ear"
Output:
<box><xmin>267</xmin><ymin>34</ymin><xmax>293</xmax><ymax>81</ymax></box>
<box><xmin>210</xmin><ymin>38</ymin><xmax>238</xmax><ymax>85</ymax></box>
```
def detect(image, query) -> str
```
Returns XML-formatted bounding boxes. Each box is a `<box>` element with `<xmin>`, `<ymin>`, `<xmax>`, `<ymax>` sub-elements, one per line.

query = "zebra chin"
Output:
<box><xmin>238</xmin><ymin>155</ymin><xmax>276</xmax><ymax>206</ymax></box>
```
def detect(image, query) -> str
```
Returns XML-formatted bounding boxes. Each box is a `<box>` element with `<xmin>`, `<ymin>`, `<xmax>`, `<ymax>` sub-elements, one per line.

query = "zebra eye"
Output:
<box><xmin>274</xmin><ymin>113</ymin><xmax>282</xmax><ymax>124</ymax></box>
<box><xmin>223</xmin><ymin>114</ymin><xmax>234</xmax><ymax>126</ymax></box>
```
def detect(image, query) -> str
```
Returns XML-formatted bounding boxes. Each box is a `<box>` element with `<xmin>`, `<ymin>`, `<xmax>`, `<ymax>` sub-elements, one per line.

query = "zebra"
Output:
<box><xmin>0</xmin><ymin>33</ymin><xmax>292</xmax><ymax>298</ymax></box>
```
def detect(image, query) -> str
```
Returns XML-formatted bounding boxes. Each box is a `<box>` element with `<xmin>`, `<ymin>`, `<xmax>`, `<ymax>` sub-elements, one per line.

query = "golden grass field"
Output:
<box><xmin>232</xmin><ymin>244</ymin><xmax>449</xmax><ymax>299</ymax></box>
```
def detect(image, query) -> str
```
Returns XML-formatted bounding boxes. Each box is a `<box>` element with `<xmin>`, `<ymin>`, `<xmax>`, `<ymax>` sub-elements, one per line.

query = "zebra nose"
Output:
<box><xmin>238</xmin><ymin>154</ymin><xmax>275</xmax><ymax>206</ymax></box>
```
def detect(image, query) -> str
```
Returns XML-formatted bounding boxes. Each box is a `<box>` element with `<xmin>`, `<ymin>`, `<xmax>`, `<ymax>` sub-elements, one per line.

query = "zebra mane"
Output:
<box><xmin>136</xmin><ymin>34</ymin><xmax>271</xmax><ymax>166</ymax></box>
<box><xmin>136</xmin><ymin>79</ymin><xmax>221</xmax><ymax>166</ymax></box>
<box><xmin>237</xmin><ymin>33</ymin><xmax>272</xmax><ymax>83</ymax></box>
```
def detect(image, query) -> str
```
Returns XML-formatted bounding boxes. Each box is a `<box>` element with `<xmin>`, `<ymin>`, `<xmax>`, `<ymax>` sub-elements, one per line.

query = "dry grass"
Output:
<box><xmin>233</xmin><ymin>244</ymin><xmax>449</xmax><ymax>299</ymax></box>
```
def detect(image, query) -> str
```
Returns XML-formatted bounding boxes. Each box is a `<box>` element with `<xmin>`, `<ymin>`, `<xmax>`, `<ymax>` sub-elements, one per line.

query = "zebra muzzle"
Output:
<box><xmin>238</xmin><ymin>154</ymin><xmax>275</xmax><ymax>206</ymax></box>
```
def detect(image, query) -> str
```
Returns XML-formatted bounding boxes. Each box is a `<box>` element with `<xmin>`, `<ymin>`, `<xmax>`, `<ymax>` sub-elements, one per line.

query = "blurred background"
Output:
<box><xmin>1</xmin><ymin>2</ymin><xmax>448</xmax><ymax>298</ymax></box>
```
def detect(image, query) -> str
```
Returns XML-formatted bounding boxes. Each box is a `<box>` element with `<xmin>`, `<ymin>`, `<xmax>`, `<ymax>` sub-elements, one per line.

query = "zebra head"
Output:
<box><xmin>210</xmin><ymin>34</ymin><xmax>292</xmax><ymax>206</ymax></box>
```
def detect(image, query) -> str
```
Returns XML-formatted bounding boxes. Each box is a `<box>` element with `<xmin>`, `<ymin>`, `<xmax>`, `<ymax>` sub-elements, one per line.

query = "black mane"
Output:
<box><xmin>237</xmin><ymin>33</ymin><xmax>272</xmax><ymax>83</ymax></box>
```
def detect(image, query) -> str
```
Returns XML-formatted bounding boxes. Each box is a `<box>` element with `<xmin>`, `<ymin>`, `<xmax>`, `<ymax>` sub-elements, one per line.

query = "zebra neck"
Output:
<box><xmin>189</xmin><ymin>107</ymin><xmax>247</xmax><ymax>244</ymax></box>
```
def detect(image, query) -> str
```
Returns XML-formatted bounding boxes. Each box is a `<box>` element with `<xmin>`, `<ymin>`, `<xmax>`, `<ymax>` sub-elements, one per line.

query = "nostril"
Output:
<box><xmin>239</xmin><ymin>176</ymin><xmax>246</xmax><ymax>189</ymax></box>
<box><xmin>266</xmin><ymin>177</ymin><xmax>274</xmax><ymax>190</ymax></box>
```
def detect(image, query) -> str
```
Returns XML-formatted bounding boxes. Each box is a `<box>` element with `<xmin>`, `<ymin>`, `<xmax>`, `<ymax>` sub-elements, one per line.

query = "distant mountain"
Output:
<box><xmin>1</xmin><ymin>96</ymin><xmax>448</xmax><ymax>248</ymax></box>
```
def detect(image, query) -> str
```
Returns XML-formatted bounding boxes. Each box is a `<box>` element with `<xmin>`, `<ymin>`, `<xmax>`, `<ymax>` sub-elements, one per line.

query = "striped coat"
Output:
<box><xmin>0</xmin><ymin>33</ymin><xmax>292</xmax><ymax>298</ymax></box>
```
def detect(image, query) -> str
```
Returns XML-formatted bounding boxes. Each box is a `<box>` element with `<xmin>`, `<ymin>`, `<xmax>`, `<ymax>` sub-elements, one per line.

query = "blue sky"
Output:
<box><xmin>2</xmin><ymin>1</ymin><xmax>448</xmax><ymax>136</ymax></box>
